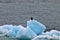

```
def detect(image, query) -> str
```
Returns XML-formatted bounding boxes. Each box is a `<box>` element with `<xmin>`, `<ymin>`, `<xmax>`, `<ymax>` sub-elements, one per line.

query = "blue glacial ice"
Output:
<box><xmin>27</xmin><ymin>20</ymin><xmax>46</xmax><ymax>35</ymax></box>
<box><xmin>16</xmin><ymin>26</ymin><xmax>37</xmax><ymax>39</ymax></box>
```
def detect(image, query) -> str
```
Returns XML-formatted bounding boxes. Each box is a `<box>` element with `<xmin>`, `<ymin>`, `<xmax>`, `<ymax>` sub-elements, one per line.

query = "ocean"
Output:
<box><xmin>0</xmin><ymin>0</ymin><xmax>60</xmax><ymax>40</ymax></box>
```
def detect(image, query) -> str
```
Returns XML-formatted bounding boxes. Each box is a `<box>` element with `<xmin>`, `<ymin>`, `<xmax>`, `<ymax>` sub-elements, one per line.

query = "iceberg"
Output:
<box><xmin>0</xmin><ymin>24</ymin><xmax>60</xmax><ymax>40</ymax></box>
<box><xmin>1</xmin><ymin>19</ymin><xmax>60</xmax><ymax>40</ymax></box>
<box><xmin>0</xmin><ymin>18</ymin><xmax>46</xmax><ymax>39</ymax></box>
<box><xmin>27</xmin><ymin>20</ymin><xmax>46</xmax><ymax>35</ymax></box>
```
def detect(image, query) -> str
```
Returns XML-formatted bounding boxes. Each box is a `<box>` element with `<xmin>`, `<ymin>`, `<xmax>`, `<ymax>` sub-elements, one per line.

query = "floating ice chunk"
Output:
<box><xmin>27</xmin><ymin>20</ymin><xmax>46</xmax><ymax>35</ymax></box>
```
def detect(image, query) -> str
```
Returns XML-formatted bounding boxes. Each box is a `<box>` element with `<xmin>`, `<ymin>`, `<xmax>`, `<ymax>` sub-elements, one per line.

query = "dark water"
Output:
<box><xmin>0</xmin><ymin>37</ymin><xmax>31</xmax><ymax>40</ymax></box>
<box><xmin>0</xmin><ymin>0</ymin><xmax>60</xmax><ymax>40</ymax></box>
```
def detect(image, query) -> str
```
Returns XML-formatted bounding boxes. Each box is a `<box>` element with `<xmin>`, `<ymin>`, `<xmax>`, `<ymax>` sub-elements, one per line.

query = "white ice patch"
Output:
<box><xmin>32</xmin><ymin>30</ymin><xmax>60</xmax><ymax>40</ymax></box>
